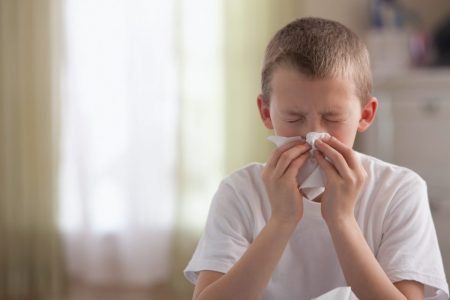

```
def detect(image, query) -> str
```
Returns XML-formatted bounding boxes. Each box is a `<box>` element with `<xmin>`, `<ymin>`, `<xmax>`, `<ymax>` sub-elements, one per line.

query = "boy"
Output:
<box><xmin>184</xmin><ymin>17</ymin><xmax>449</xmax><ymax>299</ymax></box>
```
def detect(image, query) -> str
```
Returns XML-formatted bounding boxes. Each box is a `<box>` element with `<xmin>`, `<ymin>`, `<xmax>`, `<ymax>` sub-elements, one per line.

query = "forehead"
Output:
<box><xmin>270</xmin><ymin>66</ymin><xmax>359</xmax><ymax>110</ymax></box>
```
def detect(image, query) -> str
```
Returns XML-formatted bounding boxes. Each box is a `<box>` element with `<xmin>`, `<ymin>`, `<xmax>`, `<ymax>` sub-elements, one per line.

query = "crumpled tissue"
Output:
<box><xmin>267</xmin><ymin>132</ymin><xmax>330</xmax><ymax>201</ymax></box>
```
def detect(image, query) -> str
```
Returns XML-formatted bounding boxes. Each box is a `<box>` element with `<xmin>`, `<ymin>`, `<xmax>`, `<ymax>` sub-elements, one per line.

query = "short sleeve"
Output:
<box><xmin>376</xmin><ymin>174</ymin><xmax>449</xmax><ymax>299</ymax></box>
<box><xmin>184</xmin><ymin>180</ymin><xmax>252</xmax><ymax>285</ymax></box>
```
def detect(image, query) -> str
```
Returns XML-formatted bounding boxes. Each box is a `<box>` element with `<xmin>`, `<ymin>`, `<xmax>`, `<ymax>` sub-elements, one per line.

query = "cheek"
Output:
<box><xmin>328</xmin><ymin>124</ymin><xmax>358</xmax><ymax>147</ymax></box>
<box><xmin>272</xmin><ymin>121</ymin><xmax>302</xmax><ymax>136</ymax></box>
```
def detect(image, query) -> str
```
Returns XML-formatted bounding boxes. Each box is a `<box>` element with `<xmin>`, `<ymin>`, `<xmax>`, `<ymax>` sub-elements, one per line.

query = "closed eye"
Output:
<box><xmin>287</xmin><ymin>118</ymin><xmax>305</xmax><ymax>123</ymax></box>
<box><xmin>323</xmin><ymin>111</ymin><xmax>348</xmax><ymax>123</ymax></box>
<box><xmin>324</xmin><ymin>118</ymin><xmax>343</xmax><ymax>123</ymax></box>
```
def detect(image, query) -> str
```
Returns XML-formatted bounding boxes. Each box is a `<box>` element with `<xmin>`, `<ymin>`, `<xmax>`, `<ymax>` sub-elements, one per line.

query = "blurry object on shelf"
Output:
<box><xmin>409</xmin><ymin>30</ymin><xmax>432</xmax><ymax>67</ymax></box>
<box><xmin>367</xmin><ymin>0</ymin><xmax>439</xmax><ymax>75</ymax></box>
<box><xmin>370</xmin><ymin>0</ymin><xmax>419</xmax><ymax>30</ymax></box>
<box><xmin>367</xmin><ymin>28</ymin><xmax>411</xmax><ymax>77</ymax></box>
<box><xmin>433</xmin><ymin>15</ymin><xmax>450</xmax><ymax>66</ymax></box>
<box><xmin>371</xmin><ymin>0</ymin><xmax>402</xmax><ymax>30</ymax></box>
<box><xmin>368</xmin><ymin>0</ymin><xmax>410</xmax><ymax>77</ymax></box>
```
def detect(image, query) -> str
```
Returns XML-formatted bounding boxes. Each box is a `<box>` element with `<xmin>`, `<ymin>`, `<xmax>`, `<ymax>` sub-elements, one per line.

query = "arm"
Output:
<box><xmin>327</xmin><ymin>215</ymin><xmax>423</xmax><ymax>300</ymax></box>
<box><xmin>194</xmin><ymin>218</ymin><xmax>299</xmax><ymax>300</ymax></box>
<box><xmin>193</xmin><ymin>141</ymin><xmax>310</xmax><ymax>300</ymax></box>
<box><xmin>314</xmin><ymin>137</ymin><xmax>424</xmax><ymax>300</ymax></box>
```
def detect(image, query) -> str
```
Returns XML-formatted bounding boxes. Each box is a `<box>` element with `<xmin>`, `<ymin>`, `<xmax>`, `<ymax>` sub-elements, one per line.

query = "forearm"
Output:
<box><xmin>327</xmin><ymin>217</ymin><xmax>406</xmax><ymax>300</ymax></box>
<box><xmin>196</xmin><ymin>218</ymin><xmax>296</xmax><ymax>300</ymax></box>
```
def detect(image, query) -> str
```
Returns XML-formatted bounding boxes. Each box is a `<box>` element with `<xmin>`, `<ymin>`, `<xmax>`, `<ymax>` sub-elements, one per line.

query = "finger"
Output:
<box><xmin>267</xmin><ymin>140</ymin><xmax>305</xmax><ymax>169</ymax></box>
<box><xmin>321</xmin><ymin>137</ymin><xmax>359</xmax><ymax>169</ymax></box>
<box><xmin>314</xmin><ymin>149</ymin><xmax>338</xmax><ymax>180</ymax></box>
<box><xmin>273</xmin><ymin>143</ymin><xmax>310</xmax><ymax>178</ymax></box>
<box><xmin>315</xmin><ymin>139</ymin><xmax>350</xmax><ymax>178</ymax></box>
<box><xmin>284</xmin><ymin>151</ymin><xmax>310</xmax><ymax>179</ymax></box>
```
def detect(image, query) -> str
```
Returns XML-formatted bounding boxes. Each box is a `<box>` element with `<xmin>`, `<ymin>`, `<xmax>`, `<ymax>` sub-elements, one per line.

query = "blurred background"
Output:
<box><xmin>0</xmin><ymin>0</ymin><xmax>449</xmax><ymax>299</ymax></box>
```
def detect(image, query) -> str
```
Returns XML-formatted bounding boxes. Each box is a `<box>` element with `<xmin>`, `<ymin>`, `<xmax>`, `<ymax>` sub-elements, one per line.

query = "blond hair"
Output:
<box><xmin>261</xmin><ymin>17</ymin><xmax>372</xmax><ymax>105</ymax></box>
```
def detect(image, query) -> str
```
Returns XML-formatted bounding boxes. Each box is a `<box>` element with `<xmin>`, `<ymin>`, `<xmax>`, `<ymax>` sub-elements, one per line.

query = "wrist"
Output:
<box><xmin>325</xmin><ymin>214</ymin><xmax>358</xmax><ymax>232</ymax></box>
<box><xmin>268</xmin><ymin>216</ymin><xmax>299</xmax><ymax>233</ymax></box>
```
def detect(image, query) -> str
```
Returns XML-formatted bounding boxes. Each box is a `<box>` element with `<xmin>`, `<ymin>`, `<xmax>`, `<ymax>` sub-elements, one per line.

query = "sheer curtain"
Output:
<box><xmin>59</xmin><ymin>0</ymin><xmax>178</xmax><ymax>286</ymax></box>
<box><xmin>59</xmin><ymin>0</ymin><xmax>299</xmax><ymax>292</ymax></box>
<box><xmin>0</xmin><ymin>0</ymin><xmax>65</xmax><ymax>299</ymax></box>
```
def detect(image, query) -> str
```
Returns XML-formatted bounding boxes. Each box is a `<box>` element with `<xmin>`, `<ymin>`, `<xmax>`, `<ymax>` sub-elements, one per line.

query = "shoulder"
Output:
<box><xmin>357</xmin><ymin>152</ymin><xmax>425</xmax><ymax>189</ymax></box>
<box><xmin>222</xmin><ymin>162</ymin><xmax>265</xmax><ymax>185</ymax></box>
<box><xmin>218</xmin><ymin>162</ymin><xmax>267</xmax><ymax>199</ymax></box>
<box><xmin>211</xmin><ymin>162</ymin><xmax>269</xmax><ymax>224</ymax></box>
<box><xmin>355</xmin><ymin>152</ymin><xmax>428</xmax><ymax>225</ymax></box>
<box><xmin>359</xmin><ymin>154</ymin><xmax>449</xmax><ymax>297</ymax></box>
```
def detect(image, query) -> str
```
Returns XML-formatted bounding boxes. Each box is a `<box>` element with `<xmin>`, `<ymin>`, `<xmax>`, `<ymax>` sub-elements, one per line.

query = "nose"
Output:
<box><xmin>304</xmin><ymin>118</ymin><xmax>327</xmax><ymax>136</ymax></box>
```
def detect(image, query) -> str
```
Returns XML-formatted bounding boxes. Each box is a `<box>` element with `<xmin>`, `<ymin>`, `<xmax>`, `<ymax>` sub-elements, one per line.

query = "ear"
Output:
<box><xmin>357</xmin><ymin>97</ymin><xmax>378</xmax><ymax>132</ymax></box>
<box><xmin>257</xmin><ymin>95</ymin><xmax>274</xmax><ymax>130</ymax></box>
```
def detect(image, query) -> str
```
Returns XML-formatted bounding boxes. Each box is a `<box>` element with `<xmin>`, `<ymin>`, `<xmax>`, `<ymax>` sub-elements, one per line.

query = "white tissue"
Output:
<box><xmin>267</xmin><ymin>132</ymin><xmax>330</xmax><ymax>201</ymax></box>
<box><xmin>266</xmin><ymin>135</ymin><xmax>303</xmax><ymax>147</ymax></box>
<box><xmin>311</xmin><ymin>287</ymin><xmax>358</xmax><ymax>300</ymax></box>
<box><xmin>306</xmin><ymin>132</ymin><xmax>330</xmax><ymax>150</ymax></box>
<box><xmin>267</xmin><ymin>132</ymin><xmax>330</xmax><ymax>151</ymax></box>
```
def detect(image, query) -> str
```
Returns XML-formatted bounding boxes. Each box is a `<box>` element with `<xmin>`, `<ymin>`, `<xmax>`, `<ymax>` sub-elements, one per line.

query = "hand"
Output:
<box><xmin>314</xmin><ymin>137</ymin><xmax>367</xmax><ymax>224</ymax></box>
<box><xmin>262</xmin><ymin>140</ymin><xmax>311</xmax><ymax>226</ymax></box>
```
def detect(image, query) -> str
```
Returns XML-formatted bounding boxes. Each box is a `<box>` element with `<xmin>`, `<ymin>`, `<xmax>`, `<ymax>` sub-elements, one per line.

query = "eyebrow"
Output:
<box><xmin>284</xmin><ymin>110</ymin><xmax>307</xmax><ymax>116</ymax></box>
<box><xmin>283</xmin><ymin>107</ymin><xmax>346</xmax><ymax>117</ymax></box>
<box><xmin>322</xmin><ymin>110</ymin><xmax>345</xmax><ymax>116</ymax></box>
<box><xmin>326</xmin><ymin>103</ymin><xmax>353</xmax><ymax>114</ymax></box>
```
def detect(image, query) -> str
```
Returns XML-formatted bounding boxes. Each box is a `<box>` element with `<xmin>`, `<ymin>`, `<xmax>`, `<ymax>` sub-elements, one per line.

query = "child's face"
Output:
<box><xmin>258</xmin><ymin>67</ymin><xmax>377</xmax><ymax>148</ymax></box>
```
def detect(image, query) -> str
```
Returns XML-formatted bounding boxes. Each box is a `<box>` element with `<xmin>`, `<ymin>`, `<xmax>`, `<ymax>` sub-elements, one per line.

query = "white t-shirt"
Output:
<box><xmin>184</xmin><ymin>152</ymin><xmax>449</xmax><ymax>299</ymax></box>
